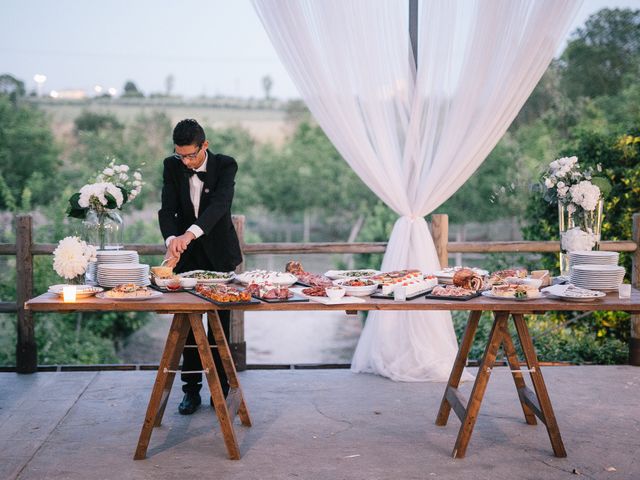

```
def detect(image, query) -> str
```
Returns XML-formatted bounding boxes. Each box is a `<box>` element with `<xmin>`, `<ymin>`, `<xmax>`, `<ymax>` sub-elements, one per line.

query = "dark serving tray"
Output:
<box><xmin>370</xmin><ymin>287</ymin><xmax>434</xmax><ymax>301</ymax></box>
<box><xmin>187</xmin><ymin>290</ymin><xmax>261</xmax><ymax>306</ymax></box>
<box><xmin>251</xmin><ymin>293</ymin><xmax>309</xmax><ymax>304</ymax></box>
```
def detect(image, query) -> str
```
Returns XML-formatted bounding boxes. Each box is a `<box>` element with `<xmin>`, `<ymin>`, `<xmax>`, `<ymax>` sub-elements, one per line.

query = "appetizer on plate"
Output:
<box><xmin>491</xmin><ymin>284</ymin><xmax>540</xmax><ymax>299</ymax></box>
<box><xmin>105</xmin><ymin>284</ymin><xmax>154</xmax><ymax>298</ymax></box>
<box><xmin>235</xmin><ymin>270</ymin><xmax>297</xmax><ymax>286</ymax></box>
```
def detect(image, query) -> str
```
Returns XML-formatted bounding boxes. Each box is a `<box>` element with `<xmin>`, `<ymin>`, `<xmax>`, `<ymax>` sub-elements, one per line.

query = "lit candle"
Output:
<box><xmin>63</xmin><ymin>286</ymin><xmax>77</xmax><ymax>302</ymax></box>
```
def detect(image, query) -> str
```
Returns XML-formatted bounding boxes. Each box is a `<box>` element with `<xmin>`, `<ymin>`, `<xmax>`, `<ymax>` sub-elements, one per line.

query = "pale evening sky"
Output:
<box><xmin>1</xmin><ymin>0</ymin><xmax>638</xmax><ymax>100</ymax></box>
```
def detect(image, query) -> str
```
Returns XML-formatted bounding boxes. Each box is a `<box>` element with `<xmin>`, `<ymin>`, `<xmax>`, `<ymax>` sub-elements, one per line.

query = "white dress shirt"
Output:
<box><xmin>165</xmin><ymin>152</ymin><xmax>207</xmax><ymax>247</ymax></box>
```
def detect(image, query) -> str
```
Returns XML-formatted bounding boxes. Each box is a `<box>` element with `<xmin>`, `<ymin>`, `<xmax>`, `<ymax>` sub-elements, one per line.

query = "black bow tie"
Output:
<box><xmin>185</xmin><ymin>169</ymin><xmax>207</xmax><ymax>182</ymax></box>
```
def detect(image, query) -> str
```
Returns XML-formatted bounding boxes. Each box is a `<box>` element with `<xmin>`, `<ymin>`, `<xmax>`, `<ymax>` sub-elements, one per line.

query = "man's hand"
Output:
<box><xmin>168</xmin><ymin>232</ymin><xmax>196</xmax><ymax>258</ymax></box>
<box><xmin>163</xmin><ymin>253</ymin><xmax>179</xmax><ymax>269</ymax></box>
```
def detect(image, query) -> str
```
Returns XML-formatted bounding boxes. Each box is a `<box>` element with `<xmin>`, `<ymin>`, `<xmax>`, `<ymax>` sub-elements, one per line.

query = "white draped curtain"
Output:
<box><xmin>253</xmin><ymin>0</ymin><xmax>581</xmax><ymax>381</ymax></box>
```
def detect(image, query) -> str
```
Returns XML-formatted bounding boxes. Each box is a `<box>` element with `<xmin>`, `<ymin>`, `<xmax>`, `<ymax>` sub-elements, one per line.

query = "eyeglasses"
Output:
<box><xmin>173</xmin><ymin>145</ymin><xmax>202</xmax><ymax>161</ymax></box>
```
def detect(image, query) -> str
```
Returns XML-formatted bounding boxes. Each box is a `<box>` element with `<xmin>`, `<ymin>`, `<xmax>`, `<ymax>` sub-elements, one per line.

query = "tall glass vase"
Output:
<box><xmin>558</xmin><ymin>199</ymin><xmax>604</xmax><ymax>277</ymax></box>
<box><xmin>83</xmin><ymin>208</ymin><xmax>124</xmax><ymax>251</ymax></box>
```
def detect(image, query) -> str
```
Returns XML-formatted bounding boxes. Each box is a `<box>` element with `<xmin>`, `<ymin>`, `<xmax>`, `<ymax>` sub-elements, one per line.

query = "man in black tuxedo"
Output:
<box><xmin>158</xmin><ymin>118</ymin><xmax>242</xmax><ymax>415</ymax></box>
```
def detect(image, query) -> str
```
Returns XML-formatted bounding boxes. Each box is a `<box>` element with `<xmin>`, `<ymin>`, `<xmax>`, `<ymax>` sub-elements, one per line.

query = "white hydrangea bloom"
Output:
<box><xmin>569</xmin><ymin>181</ymin><xmax>601</xmax><ymax>212</ymax></box>
<box><xmin>561</xmin><ymin>227</ymin><xmax>598</xmax><ymax>252</ymax></box>
<box><xmin>52</xmin><ymin>236</ymin><xmax>96</xmax><ymax>279</ymax></box>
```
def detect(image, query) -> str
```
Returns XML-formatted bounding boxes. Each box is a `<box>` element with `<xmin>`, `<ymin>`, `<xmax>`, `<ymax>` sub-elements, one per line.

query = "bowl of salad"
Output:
<box><xmin>332</xmin><ymin>278</ymin><xmax>379</xmax><ymax>296</ymax></box>
<box><xmin>179</xmin><ymin>270</ymin><xmax>235</xmax><ymax>284</ymax></box>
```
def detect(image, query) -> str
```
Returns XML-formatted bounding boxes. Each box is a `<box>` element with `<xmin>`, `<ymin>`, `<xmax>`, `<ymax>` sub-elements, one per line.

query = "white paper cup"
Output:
<box><xmin>618</xmin><ymin>284</ymin><xmax>631</xmax><ymax>299</ymax></box>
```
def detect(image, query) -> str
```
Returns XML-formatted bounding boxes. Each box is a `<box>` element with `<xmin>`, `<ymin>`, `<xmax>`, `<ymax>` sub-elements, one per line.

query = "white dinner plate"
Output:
<box><xmin>481</xmin><ymin>291</ymin><xmax>542</xmax><ymax>302</ymax></box>
<box><xmin>48</xmin><ymin>285</ymin><xmax>104</xmax><ymax>297</ymax></box>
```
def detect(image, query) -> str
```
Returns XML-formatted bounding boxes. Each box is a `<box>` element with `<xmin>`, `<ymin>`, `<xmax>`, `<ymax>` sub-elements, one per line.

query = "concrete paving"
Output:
<box><xmin>1</xmin><ymin>366</ymin><xmax>639</xmax><ymax>480</ymax></box>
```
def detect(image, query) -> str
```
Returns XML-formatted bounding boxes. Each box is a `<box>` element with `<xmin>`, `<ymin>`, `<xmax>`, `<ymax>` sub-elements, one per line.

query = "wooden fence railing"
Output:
<box><xmin>5</xmin><ymin>213</ymin><xmax>640</xmax><ymax>373</ymax></box>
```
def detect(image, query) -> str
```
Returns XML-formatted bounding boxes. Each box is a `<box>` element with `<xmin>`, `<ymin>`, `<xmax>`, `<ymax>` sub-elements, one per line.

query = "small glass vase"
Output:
<box><xmin>558</xmin><ymin>199</ymin><xmax>604</xmax><ymax>277</ymax></box>
<box><xmin>83</xmin><ymin>208</ymin><xmax>124</xmax><ymax>251</ymax></box>
<box><xmin>65</xmin><ymin>274</ymin><xmax>86</xmax><ymax>285</ymax></box>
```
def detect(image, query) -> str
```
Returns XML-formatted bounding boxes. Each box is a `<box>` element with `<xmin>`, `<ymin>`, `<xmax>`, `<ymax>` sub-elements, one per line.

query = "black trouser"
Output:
<box><xmin>176</xmin><ymin>239</ymin><xmax>232</xmax><ymax>397</ymax></box>
<box><xmin>181</xmin><ymin>310</ymin><xmax>230</xmax><ymax>397</ymax></box>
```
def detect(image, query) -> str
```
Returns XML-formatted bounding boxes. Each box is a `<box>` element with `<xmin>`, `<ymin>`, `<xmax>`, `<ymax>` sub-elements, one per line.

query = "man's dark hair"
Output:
<box><xmin>173</xmin><ymin>119</ymin><xmax>206</xmax><ymax>146</ymax></box>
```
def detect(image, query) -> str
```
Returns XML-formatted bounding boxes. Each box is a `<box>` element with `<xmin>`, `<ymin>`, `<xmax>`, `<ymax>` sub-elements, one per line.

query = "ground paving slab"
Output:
<box><xmin>1</xmin><ymin>366</ymin><xmax>639</xmax><ymax>480</ymax></box>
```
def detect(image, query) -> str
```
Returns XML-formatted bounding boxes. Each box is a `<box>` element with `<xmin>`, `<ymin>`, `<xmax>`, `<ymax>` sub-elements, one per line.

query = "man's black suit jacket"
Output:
<box><xmin>158</xmin><ymin>150</ymin><xmax>242</xmax><ymax>272</ymax></box>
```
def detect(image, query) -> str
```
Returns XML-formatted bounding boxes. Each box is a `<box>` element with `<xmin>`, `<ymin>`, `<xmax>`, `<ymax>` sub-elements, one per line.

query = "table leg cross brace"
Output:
<box><xmin>163</xmin><ymin>368</ymin><xmax>209</xmax><ymax>374</ymax></box>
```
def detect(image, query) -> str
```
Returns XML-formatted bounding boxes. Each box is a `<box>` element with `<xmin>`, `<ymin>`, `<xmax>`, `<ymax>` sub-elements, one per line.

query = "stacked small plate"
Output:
<box><xmin>97</xmin><ymin>263</ymin><xmax>150</xmax><ymax>287</ymax></box>
<box><xmin>569</xmin><ymin>250</ymin><xmax>619</xmax><ymax>267</ymax></box>
<box><xmin>96</xmin><ymin>250</ymin><xmax>139</xmax><ymax>264</ymax></box>
<box><xmin>570</xmin><ymin>264</ymin><xmax>625</xmax><ymax>291</ymax></box>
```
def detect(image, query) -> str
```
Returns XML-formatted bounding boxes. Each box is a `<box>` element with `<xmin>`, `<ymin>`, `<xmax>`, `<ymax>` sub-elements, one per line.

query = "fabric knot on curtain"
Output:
<box><xmin>253</xmin><ymin>0</ymin><xmax>581</xmax><ymax>381</ymax></box>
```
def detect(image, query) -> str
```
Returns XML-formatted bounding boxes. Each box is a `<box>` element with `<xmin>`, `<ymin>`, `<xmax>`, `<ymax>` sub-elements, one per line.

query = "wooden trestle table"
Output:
<box><xmin>26</xmin><ymin>289</ymin><xmax>640</xmax><ymax>460</ymax></box>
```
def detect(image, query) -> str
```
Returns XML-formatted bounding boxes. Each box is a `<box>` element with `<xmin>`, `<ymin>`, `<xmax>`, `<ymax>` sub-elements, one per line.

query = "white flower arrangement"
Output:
<box><xmin>68</xmin><ymin>158</ymin><xmax>144</xmax><ymax>219</ymax></box>
<box><xmin>541</xmin><ymin>156</ymin><xmax>609</xmax><ymax>214</ymax></box>
<box><xmin>52</xmin><ymin>236</ymin><xmax>97</xmax><ymax>280</ymax></box>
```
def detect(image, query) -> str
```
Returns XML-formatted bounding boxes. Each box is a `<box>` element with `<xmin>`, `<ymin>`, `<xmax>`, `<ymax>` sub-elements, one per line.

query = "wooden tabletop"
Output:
<box><xmin>25</xmin><ymin>289</ymin><xmax>640</xmax><ymax>314</ymax></box>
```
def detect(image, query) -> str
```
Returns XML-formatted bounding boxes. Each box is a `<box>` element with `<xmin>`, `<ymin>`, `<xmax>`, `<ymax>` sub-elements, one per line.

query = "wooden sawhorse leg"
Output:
<box><xmin>134</xmin><ymin>313</ymin><xmax>190</xmax><ymax>460</ymax></box>
<box><xmin>512</xmin><ymin>313</ymin><xmax>566</xmax><ymax>457</ymax></box>
<box><xmin>207</xmin><ymin>312</ymin><xmax>252</xmax><ymax>428</ymax></box>
<box><xmin>436</xmin><ymin>311</ymin><xmax>566</xmax><ymax>458</ymax></box>
<box><xmin>190</xmin><ymin>312</ymin><xmax>251</xmax><ymax>460</ymax></box>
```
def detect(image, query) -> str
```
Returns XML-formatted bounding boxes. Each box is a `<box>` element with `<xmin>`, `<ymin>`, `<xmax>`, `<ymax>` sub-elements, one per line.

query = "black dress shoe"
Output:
<box><xmin>178</xmin><ymin>392</ymin><xmax>201</xmax><ymax>415</ymax></box>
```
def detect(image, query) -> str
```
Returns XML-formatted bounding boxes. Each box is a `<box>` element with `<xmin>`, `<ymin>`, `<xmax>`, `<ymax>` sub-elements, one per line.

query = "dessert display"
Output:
<box><xmin>235</xmin><ymin>270</ymin><xmax>297</xmax><ymax>286</ymax></box>
<box><xmin>195</xmin><ymin>284</ymin><xmax>252</xmax><ymax>303</ymax></box>
<box><xmin>104</xmin><ymin>283</ymin><xmax>154</xmax><ymax>298</ymax></box>
<box><xmin>245</xmin><ymin>282</ymin><xmax>293</xmax><ymax>300</ymax></box>
<box><xmin>370</xmin><ymin>270</ymin><xmax>438</xmax><ymax>297</ymax></box>
<box><xmin>452</xmin><ymin>268</ymin><xmax>484</xmax><ymax>291</ymax></box>
<box><xmin>285</xmin><ymin>261</ymin><xmax>332</xmax><ymax>287</ymax></box>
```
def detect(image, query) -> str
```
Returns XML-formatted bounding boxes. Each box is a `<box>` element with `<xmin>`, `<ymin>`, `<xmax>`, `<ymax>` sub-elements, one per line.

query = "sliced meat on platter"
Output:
<box><xmin>285</xmin><ymin>260</ymin><xmax>333</xmax><ymax>287</ymax></box>
<box><xmin>301</xmin><ymin>286</ymin><xmax>327</xmax><ymax>297</ymax></box>
<box><xmin>245</xmin><ymin>282</ymin><xmax>293</xmax><ymax>299</ymax></box>
<box><xmin>431</xmin><ymin>285</ymin><xmax>476</xmax><ymax>297</ymax></box>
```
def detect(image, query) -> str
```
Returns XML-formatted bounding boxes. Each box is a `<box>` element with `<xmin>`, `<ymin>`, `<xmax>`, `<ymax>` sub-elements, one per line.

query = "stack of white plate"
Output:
<box><xmin>96</xmin><ymin>250</ymin><xmax>139</xmax><ymax>264</ymax></box>
<box><xmin>569</xmin><ymin>250</ymin><xmax>619</xmax><ymax>267</ymax></box>
<box><xmin>570</xmin><ymin>264</ymin><xmax>625</xmax><ymax>291</ymax></box>
<box><xmin>97</xmin><ymin>263</ymin><xmax>150</xmax><ymax>287</ymax></box>
<box><xmin>86</xmin><ymin>250</ymin><xmax>141</xmax><ymax>286</ymax></box>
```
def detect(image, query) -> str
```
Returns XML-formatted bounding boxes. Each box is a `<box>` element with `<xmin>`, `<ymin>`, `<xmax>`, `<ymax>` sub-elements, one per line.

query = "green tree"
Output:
<box><xmin>0</xmin><ymin>96</ymin><xmax>61</xmax><ymax>211</ymax></box>
<box><xmin>560</xmin><ymin>8</ymin><xmax>640</xmax><ymax>100</ymax></box>
<box><xmin>0</xmin><ymin>73</ymin><xmax>26</xmax><ymax>105</ymax></box>
<box><xmin>122</xmin><ymin>80</ymin><xmax>144</xmax><ymax>98</ymax></box>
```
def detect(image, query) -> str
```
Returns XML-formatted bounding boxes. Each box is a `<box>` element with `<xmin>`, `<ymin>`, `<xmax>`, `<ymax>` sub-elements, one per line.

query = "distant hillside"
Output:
<box><xmin>28</xmin><ymin>97</ymin><xmax>293</xmax><ymax>145</ymax></box>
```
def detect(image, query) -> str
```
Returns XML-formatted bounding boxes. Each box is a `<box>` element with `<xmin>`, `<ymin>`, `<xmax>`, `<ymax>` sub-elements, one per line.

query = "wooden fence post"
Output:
<box><xmin>431</xmin><ymin>214</ymin><xmax>449</xmax><ymax>268</ymax></box>
<box><xmin>630</xmin><ymin>213</ymin><xmax>640</xmax><ymax>366</ymax></box>
<box><xmin>16</xmin><ymin>215</ymin><xmax>37</xmax><ymax>373</ymax></box>
<box><xmin>230</xmin><ymin>215</ymin><xmax>246</xmax><ymax>371</ymax></box>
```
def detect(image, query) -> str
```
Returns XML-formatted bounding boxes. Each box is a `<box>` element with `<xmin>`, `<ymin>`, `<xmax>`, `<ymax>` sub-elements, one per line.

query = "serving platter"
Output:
<box><xmin>324</xmin><ymin>269</ymin><xmax>380</xmax><ymax>280</ymax></box>
<box><xmin>481</xmin><ymin>291</ymin><xmax>543</xmax><ymax>302</ymax></box>
<box><xmin>179</xmin><ymin>270</ymin><xmax>235</xmax><ymax>284</ymax></box>
<box><xmin>96</xmin><ymin>290</ymin><xmax>162</xmax><ymax>301</ymax></box>
<box><xmin>187</xmin><ymin>290</ymin><xmax>261</xmax><ymax>307</ymax></box>
<box><xmin>370</xmin><ymin>286</ymin><xmax>434</xmax><ymax>301</ymax></box>
<box><xmin>424</xmin><ymin>290</ymin><xmax>481</xmax><ymax>301</ymax></box>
